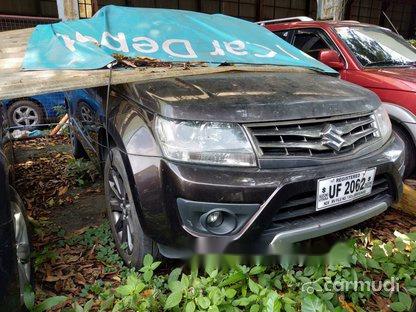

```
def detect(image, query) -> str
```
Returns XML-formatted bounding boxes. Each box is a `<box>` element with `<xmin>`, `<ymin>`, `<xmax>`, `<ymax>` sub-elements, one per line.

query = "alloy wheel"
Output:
<box><xmin>12</xmin><ymin>106</ymin><xmax>39</xmax><ymax>127</ymax></box>
<box><xmin>108</xmin><ymin>166</ymin><xmax>135</xmax><ymax>253</ymax></box>
<box><xmin>80</xmin><ymin>105</ymin><xmax>93</xmax><ymax>123</ymax></box>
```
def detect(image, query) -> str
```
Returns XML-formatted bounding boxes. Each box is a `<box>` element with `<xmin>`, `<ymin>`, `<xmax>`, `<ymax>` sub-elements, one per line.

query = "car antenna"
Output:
<box><xmin>382</xmin><ymin>11</ymin><xmax>399</xmax><ymax>35</ymax></box>
<box><xmin>105</xmin><ymin>60</ymin><xmax>117</xmax><ymax>163</ymax></box>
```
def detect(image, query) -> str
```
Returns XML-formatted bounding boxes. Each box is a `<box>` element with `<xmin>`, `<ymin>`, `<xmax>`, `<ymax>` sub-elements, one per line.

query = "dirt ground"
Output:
<box><xmin>12</xmin><ymin>135</ymin><xmax>416</xmax><ymax>306</ymax></box>
<box><xmin>14</xmin><ymin>136</ymin><xmax>105</xmax><ymax>232</ymax></box>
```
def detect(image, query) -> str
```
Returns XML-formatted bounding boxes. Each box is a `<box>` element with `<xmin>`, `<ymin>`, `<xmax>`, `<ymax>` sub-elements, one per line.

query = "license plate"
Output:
<box><xmin>316</xmin><ymin>168</ymin><xmax>376</xmax><ymax>211</ymax></box>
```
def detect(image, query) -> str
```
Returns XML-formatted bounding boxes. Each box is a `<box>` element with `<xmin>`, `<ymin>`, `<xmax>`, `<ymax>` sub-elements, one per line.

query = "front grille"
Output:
<box><xmin>245</xmin><ymin>113</ymin><xmax>379</xmax><ymax>157</ymax></box>
<box><xmin>272</xmin><ymin>175</ymin><xmax>391</xmax><ymax>222</ymax></box>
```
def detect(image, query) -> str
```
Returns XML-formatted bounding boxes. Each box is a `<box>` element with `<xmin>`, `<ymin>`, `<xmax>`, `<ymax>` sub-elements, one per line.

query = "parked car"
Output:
<box><xmin>3</xmin><ymin>92</ymin><xmax>66</xmax><ymax>128</ymax></box>
<box><xmin>63</xmin><ymin>9</ymin><xmax>404</xmax><ymax>267</ymax></box>
<box><xmin>66</xmin><ymin>67</ymin><xmax>405</xmax><ymax>266</ymax></box>
<box><xmin>0</xmin><ymin>104</ymin><xmax>32</xmax><ymax>309</ymax></box>
<box><xmin>260</xmin><ymin>17</ymin><xmax>416</xmax><ymax>177</ymax></box>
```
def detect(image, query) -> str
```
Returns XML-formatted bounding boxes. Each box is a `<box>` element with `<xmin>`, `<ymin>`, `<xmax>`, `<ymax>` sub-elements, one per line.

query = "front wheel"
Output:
<box><xmin>69</xmin><ymin>125</ymin><xmax>88</xmax><ymax>160</ymax></box>
<box><xmin>7</xmin><ymin>100</ymin><xmax>44</xmax><ymax>128</ymax></box>
<box><xmin>104</xmin><ymin>147</ymin><xmax>158</xmax><ymax>268</ymax></box>
<box><xmin>393</xmin><ymin>124</ymin><xmax>415</xmax><ymax>178</ymax></box>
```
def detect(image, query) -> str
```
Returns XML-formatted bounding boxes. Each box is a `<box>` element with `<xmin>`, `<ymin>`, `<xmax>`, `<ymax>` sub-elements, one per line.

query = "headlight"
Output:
<box><xmin>373</xmin><ymin>106</ymin><xmax>392</xmax><ymax>143</ymax></box>
<box><xmin>155</xmin><ymin>117</ymin><xmax>256</xmax><ymax>167</ymax></box>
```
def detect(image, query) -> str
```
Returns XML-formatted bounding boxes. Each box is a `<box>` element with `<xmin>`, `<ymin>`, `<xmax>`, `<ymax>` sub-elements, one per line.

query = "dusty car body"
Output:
<box><xmin>0</xmin><ymin>105</ymin><xmax>32</xmax><ymax>310</ymax></box>
<box><xmin>66</xmin><ymin>67</ymin><xmax>404</xmax><ymax>265</ymax></box>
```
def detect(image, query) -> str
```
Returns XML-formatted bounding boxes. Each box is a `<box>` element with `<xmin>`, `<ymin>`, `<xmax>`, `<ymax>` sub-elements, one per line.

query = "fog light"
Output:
<box><xmin>206</xmin><ymin>211</ymin><xmax>223</xmax><ymax>227</ymax></box>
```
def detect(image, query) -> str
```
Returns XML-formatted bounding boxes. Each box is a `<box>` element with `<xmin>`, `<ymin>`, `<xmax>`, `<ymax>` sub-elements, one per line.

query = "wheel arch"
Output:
<box><xmin>6</xmin><ymin>97</ymin><xmax>46</xmax><ymax>115</ymax></box>
<box><xmin>382</xmin><ymin>102</ymin><xmax>416</xmax><ymax>148</ymax></box>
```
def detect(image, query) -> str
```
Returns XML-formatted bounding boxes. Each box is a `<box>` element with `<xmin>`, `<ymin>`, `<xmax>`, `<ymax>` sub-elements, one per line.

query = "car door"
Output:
<box><xmin>67</xmin><ymin>88</ymin><xmax>104</xmax><ymax>160</ymax></box>
<box><xmin>290</xmin><ymin>28</ymin><xmax>348</xmax><ymax>79</ymax></box>
<box><xmin>0</xmin><ymin>103</ymin><xmax>21</xmax><ymax>310</ymax></box>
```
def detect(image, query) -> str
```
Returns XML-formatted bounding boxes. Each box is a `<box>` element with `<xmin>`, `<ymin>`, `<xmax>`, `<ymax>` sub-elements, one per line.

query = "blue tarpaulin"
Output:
<box><xmin>23</xmin><ymin>5</ymin><xmax>335</xmax><ymax>73</ymax></box>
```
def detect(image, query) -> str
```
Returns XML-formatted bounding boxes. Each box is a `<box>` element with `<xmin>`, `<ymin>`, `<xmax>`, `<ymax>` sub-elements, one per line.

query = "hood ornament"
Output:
<box><xmin>321</xmin><ymin>124</ymin><xmax>345</xmax><ymax>151</ymax></box>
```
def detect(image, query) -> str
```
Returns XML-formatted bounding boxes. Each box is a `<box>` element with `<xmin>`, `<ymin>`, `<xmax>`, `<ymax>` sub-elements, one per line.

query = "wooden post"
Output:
<box><xmin>316</xmin><ymin>0</ymin><xmax>346</xmax><ymax>20</ymax></box>
<box><xmin>57</xmin><ymin>0</ymin><xmax>79</xmax><ymax>21</ymax></box>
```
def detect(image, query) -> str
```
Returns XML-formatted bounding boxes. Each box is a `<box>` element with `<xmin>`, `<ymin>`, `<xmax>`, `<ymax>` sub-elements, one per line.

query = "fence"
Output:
<box><xmin>0</xmin><ymin>14</ymin><xmax>59</xmax><ymax>31</ymax></box>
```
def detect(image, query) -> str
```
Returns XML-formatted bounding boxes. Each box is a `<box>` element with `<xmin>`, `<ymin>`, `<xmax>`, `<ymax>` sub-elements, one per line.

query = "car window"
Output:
<box><xmin>273</xmin><ymin>30</ymin><xmax>291</xmax><ymax>42</ymax></box>
<box><xmin>293</xmin><ymin>29</ymin><xmax>333</xmax><ymax>59</ymax></box>
<box><xmin>335</xmin><ymin>26</ymin><xmax>416</xmax><ymax>67</ymax></box>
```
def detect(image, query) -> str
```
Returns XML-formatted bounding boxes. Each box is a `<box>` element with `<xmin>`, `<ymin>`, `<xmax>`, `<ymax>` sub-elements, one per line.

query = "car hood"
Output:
<box><xmin>363</xmin><ymin>67</ymin><xmax>416</xmax><ymax>92</ymax></box>
<box><xmin>127</xmin><ymin>71</ymin><xmax>380</xmax><ymax>123</ymax></box>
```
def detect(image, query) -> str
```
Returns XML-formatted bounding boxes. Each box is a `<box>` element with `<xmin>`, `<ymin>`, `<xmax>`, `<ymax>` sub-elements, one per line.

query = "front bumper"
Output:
<box><xmin>127</xmin><ymin>134</ymin><xmax>404</xmax><ymax>257</ymax></box>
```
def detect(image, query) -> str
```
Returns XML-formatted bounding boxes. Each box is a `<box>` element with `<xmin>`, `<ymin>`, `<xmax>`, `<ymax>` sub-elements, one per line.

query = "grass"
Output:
<box><xmin>28</xmin><ymin>222</ymin><xmax>416</xmax><ymax>312</ymax></box>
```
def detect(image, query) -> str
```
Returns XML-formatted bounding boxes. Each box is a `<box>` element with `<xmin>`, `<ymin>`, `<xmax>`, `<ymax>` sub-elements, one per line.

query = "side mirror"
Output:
<box><xmin>318</xmin><ymin>50</ymin><xmax>345</xmax><ymax>70</ymax></box>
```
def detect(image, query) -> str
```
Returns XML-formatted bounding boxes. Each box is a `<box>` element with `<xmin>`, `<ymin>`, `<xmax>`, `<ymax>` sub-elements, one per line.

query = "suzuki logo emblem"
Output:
<box><xmin>321</xmin><ymin>124</ymin><xmax>345</xmax><ymax>151</ymax></box>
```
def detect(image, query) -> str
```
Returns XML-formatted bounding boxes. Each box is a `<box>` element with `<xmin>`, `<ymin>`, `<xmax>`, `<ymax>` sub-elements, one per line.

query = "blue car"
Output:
<box><xmin>3</xmin><ymin>92</ymin><xmax>66</xmax><ymax>128</ymax></box>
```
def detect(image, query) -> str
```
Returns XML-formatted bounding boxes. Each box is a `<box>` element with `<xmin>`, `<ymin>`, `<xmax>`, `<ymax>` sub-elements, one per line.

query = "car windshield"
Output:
<box><xmin>335</xmin><ymin>26</ymin><xmax>416</xmax><ymax>67</ymax></box>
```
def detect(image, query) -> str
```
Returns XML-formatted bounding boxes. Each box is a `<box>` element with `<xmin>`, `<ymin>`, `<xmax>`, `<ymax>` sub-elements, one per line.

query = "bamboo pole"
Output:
<box><xmin>50</xmin><ymin>114</ymin><xmax>69</xmax><ymax>136</ymax></box>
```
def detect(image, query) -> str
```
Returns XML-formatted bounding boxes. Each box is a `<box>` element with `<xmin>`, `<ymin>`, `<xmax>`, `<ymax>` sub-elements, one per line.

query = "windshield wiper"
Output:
<box><xmin>365</xmin><ymin>60</ymin><xmax>409</xmax><ymax>67</ymax></box>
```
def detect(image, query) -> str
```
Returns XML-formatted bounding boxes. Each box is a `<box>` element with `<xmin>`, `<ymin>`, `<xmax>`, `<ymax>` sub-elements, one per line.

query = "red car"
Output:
<box><xmin>261</xmin><ymin>17</ymin><xmax>416</xmax><ymax>177</ymax></box>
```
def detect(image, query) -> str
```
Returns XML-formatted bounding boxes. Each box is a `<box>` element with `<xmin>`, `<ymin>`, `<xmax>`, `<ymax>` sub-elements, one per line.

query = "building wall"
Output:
<box><xmin>0</xmin><ymin>0</ymin><xmax>414</xmax><ymax>37</ymax></box>
<box><xmin>97</xmin><ymin>0</ymin><xmax>312</xmax><ymax>21</ymax></box>
<box><xmin>348</xmin><ymin>0</ymin><xmax>415</xmax><ymax>38</ymax></box>
<box><xmin>0</xmin><ymin>0</ymin><xmax>57</xmax><ymax>17</ymax></box>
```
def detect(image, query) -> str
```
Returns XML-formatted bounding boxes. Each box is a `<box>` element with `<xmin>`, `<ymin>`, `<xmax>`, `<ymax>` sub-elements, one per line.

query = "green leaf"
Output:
<box><xmin>127</xmin><ymin>273</ymin><xmax>139</xmax><ymax>286</ymax></box>
<box><xmin>23</xmin><ymin>284</ymin><xmax>35</xmax><ymax>310</ymax></box>
<box><xmin>116</xmin><ymin>284</ymin><xmax>134</xmax><ymax>296</ymax></box>
<box><xmin>303</xmin><ymin>266</ymin><xmax>315</xmax><ymax>277</ymax></box>
<box><xmin>249</xmin><ymin>266</ymin><xmax>266</xmax><ymax>275</ymax></box>
<box><xmin>196</xmin><ymin>296</ymin><xmax>211</xmax><ymax>309</ymax></box>
<box><xmin>208</xmin><ymin>269</ymin><xmax>219</xmax><ymax>279</ymax></box>
<box><xmin>410</xmin><ymin>249</ymin><xmax>416</xmax><ymax>262</ymax></box>
<box><xmin>265</xmin><ymin>292</ymin><xmax>280</xmax><ymax>312</ymax></box>
<box><xmin>143</xmin><ymin>270</ymin><xmax>153</xmax><ymax>282</ymax></box>
<box><xmin>250</xmin><ymin>304</ymin><xmax>260</xmax><ymax>312</ymax></box>
<box><xmin>225</xmin><ymin>288</ymin><xmax>237</xmax><ymax>299</ymax></box>
<box><xmin>390</xmin><ymin>302</ymin><xmax>407</xmax><ymax>312</ymax></box>
<box><xmin>219</xmin><ymin>272</ymin><xmax>246</xmax><ymax>287</ymax></box>
<box><xmin>168</xmin><ymin>268</ymin><xmax>182</xmax><ymax>285</ymax></box>
<box><xmin>34</xmin><ymin>296</ymin><xmax>67</xmax><ymax>312</ymax></box>
<box><xmin>74</xmin><ymin>302</ymin><xmax>83</xmax><ymax>312</ymax></box>
<box><xmin>100</xmin><ymin>295</ymin><xmax>115</xmax><ymax>310</ymax></box>
<box><xmin>83</xmin><ymin>299</ymin><xmax>94</xmax><ymax>312</ymax></box>
<box><xmin>208</xmin><ymin>287</ymin><xmax>223</xmax><ymax>305</ymax></box>
<box><xmin>398</xmin><ymin>292</ymin><xmax>412</xmax><ymax>310</ymax></box>
<box><xmin>232</xmin><ymin>297</ymin><xmax>251</xmax><ymax>307</ymax></box>
<box><xmin>367</xmin><ymin>258</ymin><xmax>381</xmax><ymax>270</ymax></box>
<box><xmin>284</xmin><ymin>303</ymin><xmax>296</xmax><ymax>312</ymax></box>
<box><xmin>208</xmin><ymin>306</ymin><xmax>219</xmax><ymax>312</ymax></box>
<box><xmin>274</xmin><ymin>278</ymin><xmax>282</xmax><ymax>290</ymax></box>
<box><xmin>321</xmin><ymin>292</ymin><xmax>334</xmax><ymax>301</ymax></box>
<box><xmin>181</xmin><ymin>274</ymin><xmax>190</xmax><ymax>288</ymax></box>
<box><xmin>169</xmin><ymin>280</ymin><xmax>185</xmax><ymax>293</ymax></box>
<box><xmin>407</xmin><ymin>287</ymin><xmax>416</xmax><ymax>295</ymax></box>
<box><xmin>248</xmin><ymin>278</ymin><xmax>260</xmax><ymax>294</ymax></box>
<box><xmin>301</xmin><ymin>294</ymin><xmax>324</xmax><ymax>312</ymax></box>
<box><xmin>164</xmin><ymin>291</ymin><xmax>183</xmax><ymax>310</ymax></box>
<box><xmin>151</xmin><ymin>261</ymin><xmax>161</xmax><ymax>270</ymax></box>
<box><xmin>185</xmin><ymin>301</ymin><xmax>196</xmax><ymax>312</ymax></box>
<box><xmin>143</xmin><ymin>254</ymin><xmax>153</xmax><ymax>267</ymax></box>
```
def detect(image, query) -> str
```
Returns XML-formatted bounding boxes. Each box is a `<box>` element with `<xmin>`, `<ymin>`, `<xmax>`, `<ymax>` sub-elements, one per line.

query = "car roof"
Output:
<box><xmin>264</xmin><ymin>20</ymin><xmax>383</xmax><ymax>31</ymax></box>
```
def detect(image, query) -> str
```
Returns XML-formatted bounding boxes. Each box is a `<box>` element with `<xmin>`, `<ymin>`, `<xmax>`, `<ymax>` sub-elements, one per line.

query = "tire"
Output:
<box><xmin>77</xmin><ymin>102</ymin><xmax>94</xmax><ymax>123</ymax></box>
<box><xmin>10</xmin><ymin>187</ymin><xmax>34</xmax><ymax>304</ymax></box>
<box><xmin>7</xmin><ymin>99</ymin><xmax>44</xmax><ymax>128</ymax></box>
<box><xmin>104</xmin><ymin>147</ymin><xmax>158</xmax><ymax>268</ymax></box>
<box><xmin>69</xmin><ymin>125</ymin><xmax>89</xmax><ymax>159</ymax></box>
<box><xmin>393</xmin><ymin>124</ymin><xmax>415</xmax><ymax>178</ymax></box>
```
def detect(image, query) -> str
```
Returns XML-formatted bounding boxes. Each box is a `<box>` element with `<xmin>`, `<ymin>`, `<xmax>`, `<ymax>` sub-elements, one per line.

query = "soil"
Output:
<box><xmin>14</xmin><ymin>136</ymin><xmax>106</xmax><ymax>233</ymax></box>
